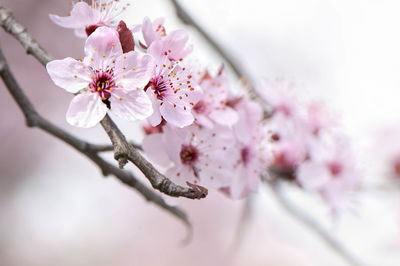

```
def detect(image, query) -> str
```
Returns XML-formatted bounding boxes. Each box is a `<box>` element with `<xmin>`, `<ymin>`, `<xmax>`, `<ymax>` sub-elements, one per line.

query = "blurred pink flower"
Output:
<box><xmin>192</xmin><ymin>69</ymin><xmax>238</xmax><ymax>128</ymax></box>
<box><xmin>305</xmin><ymin>101</ymin><xmax>337</xmax><ymax>136</ymax></box>
<box><xmin>267</xmin><ymin>111</ymin><xmax>309</xmax><ymax>170</ymax></box>
<box><xmin>143</xmin><ymin>124</ymin><xmax>239</xmax><ymax>189</ymax></box>
<box><xmin>49</xmin><ymin>0</ymin><xmax>128</xmax><ymax>37</ymax></box>
<box><xmin>297</xmin><ymin>135</ymin><xmax>360</xmax><ymax>212</ymax></box>
<box><xmin>46</xmin><ymin>27</ymin><xmax>155</xmax><ymax>128</ymax></box>
<box><xmin>257</xmin><ymin>78</ymin><xmax>298</xmax><ymax>117</ymax></box>
<box><xmin>228</xmin><ymin>98</ymin><xmax>270</xmax><ymax>199</ymax></box>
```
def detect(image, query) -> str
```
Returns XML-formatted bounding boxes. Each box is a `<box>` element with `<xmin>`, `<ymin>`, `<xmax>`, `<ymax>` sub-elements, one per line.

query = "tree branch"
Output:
<box><xmin>0</xmin><ymin>6</ymin><xmax>52</xmax><ymax>66</ymax></box>
<box><xmin>90</xmin><ymin>141</ymin><xmax>143</xmax><ymax>152</ymax></box>
<box><xmin>268</xmin><ymin>180</ymin><xmax>365</xmax><ymax>266</ymax></box>
<box><xmin>100</xmin><ymin>115</ymin><xmax>208</xmax><ymax>199</ymax></box>
<box><xmin>0</xmin><ymin>33</ymin><xmax>190</xmax><ymax>227</ymax></box>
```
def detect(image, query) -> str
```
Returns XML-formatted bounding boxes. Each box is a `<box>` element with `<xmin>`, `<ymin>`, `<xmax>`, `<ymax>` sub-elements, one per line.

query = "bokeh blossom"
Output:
<box><xmin>192</xmin><ymin>69</ymin><xmax>238</xmax><ymax>128</ymax></box>
<box><xmin>143</xmin><ymin>124</ymin><xmax>239</xmax><ymax>188</ymax></box>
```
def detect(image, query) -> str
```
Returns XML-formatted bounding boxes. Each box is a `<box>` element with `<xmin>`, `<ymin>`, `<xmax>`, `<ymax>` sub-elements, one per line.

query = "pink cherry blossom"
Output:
<box><xmin>227</xmin><ymin>98</ymin><xmax>270</xmax><ymax>199</ymax></box>
<box><xmin>231</xmin><ymin>96</ymin><xmax>263</xmax><ymax>143</ymax></box>
<box><xmin>372</xmin><ymin>126</ymin><xmax>400</xmax><ymax>179</ymax></box>
<box><xmin>192</xmin><ymin>69</ymin><xmax>239</xmax><ymax>128</ymax></box>
<box><xmin>145</xmin><ymin>46</ymin><xmax>202</xmax><ymax>128</ymax></box>
<box><xmin>140</xmin><ymin>17</ymin><xmax>193</xmax><ymax>61</ymax></box>
<box><xmin>297</xmin><ymin>135</ymin><xmax>360</xmax><ymax>212</ymax></box>
<box><xmin>143</xmin><ymin>124</ymin><xmax>239</xmax><ymax>189</ymax></box>
<box><xmin>305</xmin><ymin>101</ymin><xmax>337</xmax><ymax>136</ymax></box>
<box><xmin>141</xmin><ymin>17</ymin><xmax>166</xmax><ymax>47</ymax></box>
<box><xmin>257</xmin><ymin>78</ymin><xmax>298</xmax><ymax>117</ymax></box>
<box><xmin>46</xmin><ymin>27</ymin><xmax>155</xmax><ymax>128</ymax></box>
<box><xmin>49</xmin><ymin>0</ymin><xmax>128</xmax><ymax>37</ymax></box>
<box><xmin>266</xmin><ymin>111</ymin><xmax>309</xmax><ymax>171</ymax></box>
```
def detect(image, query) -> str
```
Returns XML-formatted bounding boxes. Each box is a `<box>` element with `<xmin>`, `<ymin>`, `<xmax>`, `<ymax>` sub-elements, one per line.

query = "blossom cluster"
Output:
<box><xmin>46</xmin><ymin>0</ymin><xmax>360</xmax><ymax>209</ymax></box>
<box><xmin>259</xmin><ymin>79</ymin><xmax>360</xmax><ymax>211</ymax></box>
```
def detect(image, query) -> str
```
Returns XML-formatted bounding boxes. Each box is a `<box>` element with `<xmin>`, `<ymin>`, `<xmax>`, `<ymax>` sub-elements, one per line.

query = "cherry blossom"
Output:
<box><xmin>46</xmin><ymin>27</ymin><xmax>155</xmax><ymax>128</ymax></box>
<box><xmin>49</xmin><ymin>0</ymin><xmax>129</xmax><ymax>37</ymax></box>
<box><xmin>140</xmin><ymin>17</ymin><xmax>193</xmax><ymax>61</ymax></box>
<box><xmin>140</xmin><ymin>17</ymin><xmax>166</xmax><ymax>47</ymax></box>
<box><xmin>145</xmin><ymin>45</ymin><xmax>202</xmax><ymax>128</ymax></box>
<box><xmin>305</xmin><ymin>101</ymin><xmax>337</xmax><ymax>136</ymax></box>
<box><xmin>297</xmin><ymin>134</ymin><xmax>360</xmax><ymax>211</ymax></box>
<box><xmin>228</xmin><ymin>98</ymin><xmax>270</xmax><ymax>199</ymax></box>
<box><xmin>192</xmin><ymin>69</ymin><xmax>238</xmax><ymax>128</ymax></box>
<box><xmin>257</xmin><ymin>78</ymin><xmax>298</xmax><ymax>117</ymax></box>
<box><xmin>143</xmin><ymin>124</ymin><xmax>239</xmax><ymax>188</ymax></box>
<box><xmin>266</xmin><ymin>111</ymin><xmax>309</xmax><ymax>172</ymax></box>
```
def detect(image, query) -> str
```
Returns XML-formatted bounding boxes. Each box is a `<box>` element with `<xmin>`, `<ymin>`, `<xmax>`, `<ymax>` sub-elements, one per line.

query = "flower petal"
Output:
<box><xmin>146</xmin><ymin>90</ymin><xmax>163</xmax><ymax>126</ymax></box>
<box><xmin>160</xmin><ymin>102</ymin><xmax>194</xmax><ymax>128</ymax></box>
<box><xmin>209</xmin><ymin>107</ymin><xmax>239</xmax><ymax>127</ymax></box>
<box><xmin>66</xmin><ymin>93</ymin><xmax>107</xmax><ymax>128</ymax></box>
<box><xmin>165</xmin><ymin>165</ymin><xmax>197</xmax><ymax>187</ymax></box>
<box><xmin>163</xmin><ymin>30</ymin><xmax>193</xmax><ymax>60</ymax></box>
<box><xmin>142</xmin><ymin>17</ymin><xmax>165</xmax><ymax>46</ymax></box>
<box><xmin>46</xmin><ymin>57</ymin><xmax>91</xmax><ymax>93</ymax></box>
<box><xmin>114</xmin><ymin>51</ymin><xmax>155</xmax><ymax>89</ymax></box>
<box><xmin>84</xmin><ymin>27</ymin><xmax>122</xmax><ymax>69</ymax></box>
<box><xmin>297</xmin><ymin>161</ymin><xmax>331</xmax><ymax>189</ymax></box>
<box><xmin>110</xmin><ymin>89</ymin><xmax>153</xmax><ymax>121</ymax></box>
<box><xmin>49</xmin><ymin>2</ymin><xmax>100</xmax><ymax>29</ymax></box>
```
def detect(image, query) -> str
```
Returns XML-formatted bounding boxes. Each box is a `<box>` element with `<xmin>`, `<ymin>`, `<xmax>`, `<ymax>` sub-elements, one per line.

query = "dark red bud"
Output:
<box><xmin>85</xmin><ymin>24</ymin><xmax>100</xmax><ymax>36</ymax></box>
<box><xmin>117</xmin><ymin>20</ymin><xmax>134</xmax><ymax>53</ymax></box>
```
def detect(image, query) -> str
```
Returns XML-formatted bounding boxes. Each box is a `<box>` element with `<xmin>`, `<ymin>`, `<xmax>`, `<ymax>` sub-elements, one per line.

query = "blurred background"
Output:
<box><xmin>1</xmin><ymin>0</ymin><xmax>400</xmax><ymax>265</ymax></box>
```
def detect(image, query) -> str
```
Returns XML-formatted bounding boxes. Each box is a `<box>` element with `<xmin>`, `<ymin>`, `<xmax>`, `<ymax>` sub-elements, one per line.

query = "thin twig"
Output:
<box><xmin>0</xmin><ymin>29</ymin><xmax>190</xmax><ymax>227</ymax></box>
<box><xmin>0</xmin><ymin>6</ymin><xmax>52</xmax><ymax>66</ymax></box>
<box><xmin>230</xmin><ymin>194</ymin><xmax>254</xmax><ymax>252</ymax></box>
<box><xmin>101</xmin><ymin>115</ymin><xmax>208</xmax><ymax>199</ymax></box>
<box><xmin>268</xmin><ymin>180</ymin><xmax>365</xmax><ymax>266</ymax></box>
<box><xmin>91</xmin><ymin>141</ymin><xmax>143</xmax><ymax>152</ymax></box>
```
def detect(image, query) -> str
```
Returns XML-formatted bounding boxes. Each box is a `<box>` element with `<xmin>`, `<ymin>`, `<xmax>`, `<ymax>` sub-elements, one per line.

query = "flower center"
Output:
<box><xmin>193</xmin><ymin>100</ymin><xmax>207</xmax><ymax>114</ymax></box>
<box><xmin>90</xmin><ymin>70</ymin><xmax>115</xmax><ymax>109</ymax></box>
<box><xmin>151</xmin><ymin>75</ymin><xmax>168</xmax><ymax>100</ymax></box>
<box><xmin>327</xmin><ymin>161</ymin><xmax>342</xmax><ymax>177</ymax></box>
<box><xmin>180</xmin><ymin>145</ymin><xmax>199</xmax><ymax>166</ymax></box>
<box><xmin>241</xmin><ymin>147</ymin><xmax>251</xmax><ymax>166</ymax></box>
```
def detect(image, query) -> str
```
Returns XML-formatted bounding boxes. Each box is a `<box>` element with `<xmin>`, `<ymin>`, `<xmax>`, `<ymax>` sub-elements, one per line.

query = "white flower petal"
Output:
<box><xmin>84</xmin><ymin>27</ymin><xmax>122</xmax><ymax>69</ymax></box>
<box><xmin>114</xmin><ymin>51</ymin><xmax>155</xmax><ymax>89</ymax></box>
<box><xmin>49</xmin><ymin>2</ymin><xmax>100</xmax><ymax>29</ymax></box>
<box><xmin>66</xmin><ymin>93</ymin><xmax>107</xmax><ymax>128</ymax></box>
<box><xmin>209</xmin><ymin>107</ymin><xmax>239</xmax><ymax>127</ymax></box>
<box><xmin>160</xmin><ymin>102</ymin><xmax>194</xmax><ymax>128</ymax></box>
<box><xmin>110</xmin><ymin>89</ymin><xmax>153</xmax><ymax>121</ymax></box>
<box><xmin>46</xmin><ymin>57</ymin><xmax>91</xmax><ymax>93</ymax></box>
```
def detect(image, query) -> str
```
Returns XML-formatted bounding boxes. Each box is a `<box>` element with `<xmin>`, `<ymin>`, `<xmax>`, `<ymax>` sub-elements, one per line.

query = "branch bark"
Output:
<box><xmin>100</xmin><ymin>115</ymin><xmax>208</xmax><ymax>199</ymax></box>
<box><xmin>0</xmin><ymin>6</ymin><xmax>52</xmax><ymax>66</ymax></box>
